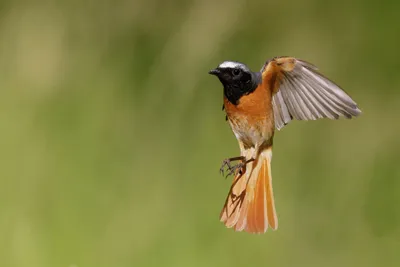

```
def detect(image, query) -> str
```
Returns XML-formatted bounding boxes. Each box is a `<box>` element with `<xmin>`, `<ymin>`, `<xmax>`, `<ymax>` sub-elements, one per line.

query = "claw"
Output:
<box><xmin>219</xmin><ymin>157</ymin><xmax>255</xmax><ymax>178</ymax></box>
<box><xmin>226</xmin><ymin>162</ymin><xmax>245</xmax><ymax>178</ymax></box>
<box><xmin>220</xmin><ymin>156</ymin><xmax>247</xmax><ymax>178</ymax></box>
<box><xmin>219</xmin><ymin>159</ymin><xmax>233</xmax><ymax>176</ymax></box>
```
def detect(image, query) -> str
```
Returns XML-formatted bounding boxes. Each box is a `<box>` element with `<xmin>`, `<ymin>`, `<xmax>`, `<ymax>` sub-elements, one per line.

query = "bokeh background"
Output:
<box><xmin>1</xmin><ymin>0</ymin><xmax>400</xmax><ymax>266</ymax></box>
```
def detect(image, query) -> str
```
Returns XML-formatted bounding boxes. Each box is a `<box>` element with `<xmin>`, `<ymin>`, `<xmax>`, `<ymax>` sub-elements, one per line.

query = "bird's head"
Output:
<box><xmin>208</xmin><ymin>61</ymin><xmax>252</xmax><ymax>86</ymax></box>
<box><xmin>209</xmin><ymin>61</ymin><xmax>261</xmax><ymax>104</ymax></box>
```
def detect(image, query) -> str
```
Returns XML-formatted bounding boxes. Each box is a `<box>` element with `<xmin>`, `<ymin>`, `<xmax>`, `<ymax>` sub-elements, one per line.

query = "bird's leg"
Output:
<box><xmin>220</xmin><ymin>157</ymin><xmax>255</xmax><ymax>178</ymax></box>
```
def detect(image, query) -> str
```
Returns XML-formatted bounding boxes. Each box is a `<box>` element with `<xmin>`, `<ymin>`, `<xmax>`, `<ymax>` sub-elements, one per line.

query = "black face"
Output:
<box><xmin>209</xmin><ymin>64</ymin><xmax>261</xmax><ymax>105</ymax></box>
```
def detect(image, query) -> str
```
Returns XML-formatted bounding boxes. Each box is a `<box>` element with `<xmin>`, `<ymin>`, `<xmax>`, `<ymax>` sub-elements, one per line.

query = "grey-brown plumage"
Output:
<box><xmin>268</xmin><ymin>59</ymin><xmax>361</xmax><ymax>130</ymax></box>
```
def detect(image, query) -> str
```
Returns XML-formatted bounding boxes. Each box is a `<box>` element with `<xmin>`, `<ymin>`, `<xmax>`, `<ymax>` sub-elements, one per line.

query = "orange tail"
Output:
<box><xmin>220</xmin><ymin>147</ymin><xmax>277</xmax><ymax>233</ymax></box>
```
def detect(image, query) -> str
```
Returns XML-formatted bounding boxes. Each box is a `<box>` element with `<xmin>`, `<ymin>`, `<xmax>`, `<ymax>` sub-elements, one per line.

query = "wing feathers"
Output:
<box><xmin>262</xmin><ymin>57</ymin><xmax>361</xmax><ymax>130</ymax></box>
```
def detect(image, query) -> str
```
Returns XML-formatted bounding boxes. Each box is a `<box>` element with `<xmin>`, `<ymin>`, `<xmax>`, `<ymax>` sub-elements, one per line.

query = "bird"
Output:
<box><xmin>208</xmin><ymin>56</ymin><xmax>361</xmax><ymax>234</ymax></box>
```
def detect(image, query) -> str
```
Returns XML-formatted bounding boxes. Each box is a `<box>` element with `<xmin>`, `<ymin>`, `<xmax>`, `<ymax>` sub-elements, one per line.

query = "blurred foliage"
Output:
<box><xmin>0</xmin><ymin>0</ymin><xmax>400</xmax><ymax>266</ymax></box>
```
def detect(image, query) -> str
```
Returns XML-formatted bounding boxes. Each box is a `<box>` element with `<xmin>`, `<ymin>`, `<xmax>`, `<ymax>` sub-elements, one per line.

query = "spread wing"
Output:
<box><xmin>261</xmin><ymin>57</ymin><xmax>361</xmax><ymax>130</ymax></box>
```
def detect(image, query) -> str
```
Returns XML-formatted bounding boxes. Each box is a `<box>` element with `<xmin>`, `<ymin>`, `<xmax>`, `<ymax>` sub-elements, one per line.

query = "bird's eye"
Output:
<box><xmin>232</xmin><ymin>68</ymin><xmax>241</xmax><ymax>76</ymax></box>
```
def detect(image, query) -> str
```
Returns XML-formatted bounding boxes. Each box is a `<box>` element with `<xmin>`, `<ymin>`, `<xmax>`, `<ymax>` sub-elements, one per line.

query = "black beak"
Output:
<box><xmin>208</xmin><ymin>68</ymin><xmax>220</xmax><ymax>76</ymax></box>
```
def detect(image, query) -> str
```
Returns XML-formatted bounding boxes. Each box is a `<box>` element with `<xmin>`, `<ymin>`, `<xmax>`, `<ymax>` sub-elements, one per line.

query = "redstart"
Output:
<box><xmin>209</xmin><ymin>56</ymin><xmax>361</xmax><ymax>233</ymax></box>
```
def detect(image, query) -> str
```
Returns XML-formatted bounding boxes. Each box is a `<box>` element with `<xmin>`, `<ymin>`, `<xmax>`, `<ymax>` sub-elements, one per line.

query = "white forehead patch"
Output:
<box><xmin>218</xmin><ymin>61</ymin><xmax>246</xmax><ymax>69</ymax></box>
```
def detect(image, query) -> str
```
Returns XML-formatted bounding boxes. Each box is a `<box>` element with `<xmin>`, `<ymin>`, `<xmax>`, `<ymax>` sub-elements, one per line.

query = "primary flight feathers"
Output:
<box><xmin>263</xmin><ymin>57</ymin><xmax>361</xmax><ymax>130</ymax></box>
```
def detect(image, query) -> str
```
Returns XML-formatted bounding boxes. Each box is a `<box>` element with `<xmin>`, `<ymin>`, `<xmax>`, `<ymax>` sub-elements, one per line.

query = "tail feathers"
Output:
<box><xmin>220</xmin><ymin>147</ymin><xmax>277</xmax><ymax>233</ymax></box>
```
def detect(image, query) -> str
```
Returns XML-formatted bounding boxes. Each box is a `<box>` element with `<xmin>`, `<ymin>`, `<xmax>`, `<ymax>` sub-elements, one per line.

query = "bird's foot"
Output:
<box><xmin>220</xmin><ymin>157</ymin><xmax>254</xmax><ymax>178</ymax></box>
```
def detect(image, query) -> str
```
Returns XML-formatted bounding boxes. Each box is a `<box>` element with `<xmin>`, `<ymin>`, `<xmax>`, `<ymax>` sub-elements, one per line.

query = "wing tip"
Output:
<box><xmin>348</xmin><ymin>107</ymin><xmax>362</xmax><ymax>118</ymax></box>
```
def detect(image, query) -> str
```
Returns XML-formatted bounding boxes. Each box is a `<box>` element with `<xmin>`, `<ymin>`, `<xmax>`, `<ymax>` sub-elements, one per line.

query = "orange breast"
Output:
<box><xmin>224</xmin><ymin>81</ymin><xmax>275</xmax><ymax>148</ymax></box>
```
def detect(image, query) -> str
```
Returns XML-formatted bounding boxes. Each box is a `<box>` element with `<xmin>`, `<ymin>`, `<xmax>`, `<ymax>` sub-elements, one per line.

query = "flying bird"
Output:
<box><xmin>209</xmin><ymin>56</ymin><xmax>361</xmax><ymax>234</ymax></box>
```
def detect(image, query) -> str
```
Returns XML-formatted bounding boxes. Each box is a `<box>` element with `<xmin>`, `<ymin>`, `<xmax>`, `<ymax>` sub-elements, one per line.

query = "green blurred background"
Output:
<box><xmin>1</xmin><ymin>0</ymin><xmax>400</xmax><ymax>266</ymax></box>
